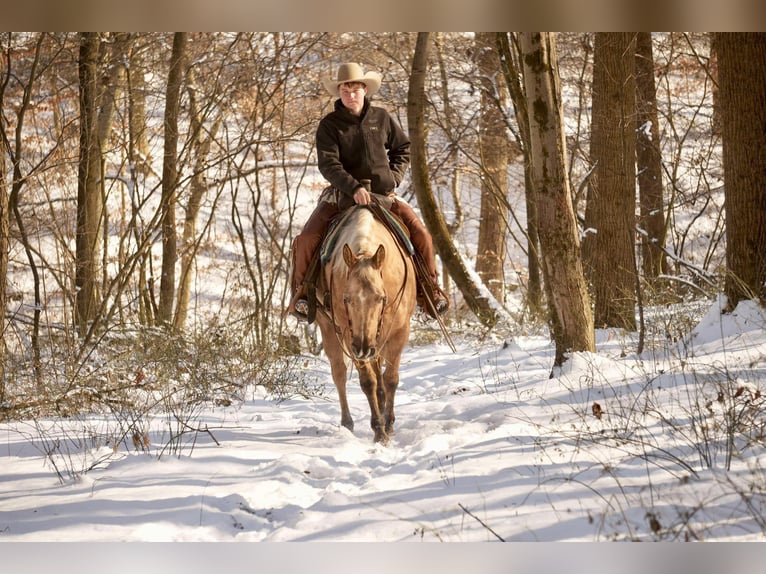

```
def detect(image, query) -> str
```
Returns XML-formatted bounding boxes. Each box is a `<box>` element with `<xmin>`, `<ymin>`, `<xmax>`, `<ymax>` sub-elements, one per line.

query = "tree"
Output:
<box><xmin>174</xmin><ymin>63</ymin><xmax>221</xmax><ymax>330</ymax></box>
<box><xmin>157</xmin><ymin>32</ymin><xmax>187</xmax><ymax>326</ymax></box>
<box><xmin>582</xmin><ymin>33</ymin><xmax>638</xmax><ymax>330</ymax></box>
<box><xmin>496</xmin><ymin>32</ymin><xmax>543</xmax><ymax>313</ymax></box>
<box><xmin>714</xmin><ymin>33</ymin><xmax>766</xmax><ymax>307</ymax></box>
<box><xmin>519</xmin><ymin>32</ymin><xmax>595</xmax><ymax>366</ymax></box>
<box><xmin>0</xmin><ymin>99</ymin><xmax>6</xmax><ymax>396</ymax></box>
<box><xmin>635</xmin><ymin>32</ymin><xmax>668</xmax><ymax>284</ymax></box>
<box><xmin>407</xmin><ymin>32</ymin><xmax>497</xmax><ymax>328</ymax></box>
<box><xmin>75</xmin><ymin>32</ymin><xmax>102</xmax><ymax>335</ymax></box>
<box><xmin>474</xmin><ymin>32</ymin><xmax>510</xmax><ymax>302</ymax></box>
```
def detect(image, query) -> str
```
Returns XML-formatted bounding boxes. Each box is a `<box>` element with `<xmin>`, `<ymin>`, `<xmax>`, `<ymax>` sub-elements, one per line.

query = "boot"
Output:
<box><xmin>416</xmin><ymin>265</ymin><xmax>450</xmax><ymax>319</ymax></box>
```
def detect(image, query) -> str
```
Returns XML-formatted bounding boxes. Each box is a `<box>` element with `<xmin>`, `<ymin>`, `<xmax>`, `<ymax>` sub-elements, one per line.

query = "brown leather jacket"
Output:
<box><xmin>316</xmin><ymin>98</ymin><xmax>410</xmax><ymax>199</ymax></box>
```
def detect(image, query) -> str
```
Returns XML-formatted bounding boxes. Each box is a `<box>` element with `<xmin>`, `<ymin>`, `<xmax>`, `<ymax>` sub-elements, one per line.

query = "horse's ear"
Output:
<box><xmin>343</xmin><ymin>244</ymin><xmax>357</xmax><ymax>268</ymax></box>
<box><xmin>372</xmin><ymin>245</ymin><xmax>385</xmax><ymax>269</ymax></box>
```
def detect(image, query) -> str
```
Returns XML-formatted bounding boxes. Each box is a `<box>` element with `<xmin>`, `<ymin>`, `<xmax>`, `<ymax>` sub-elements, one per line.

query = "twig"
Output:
<box><xmin>458</xmin><ymin>503</ymin><xmax>505</xmax><ymax>541</ymax></box>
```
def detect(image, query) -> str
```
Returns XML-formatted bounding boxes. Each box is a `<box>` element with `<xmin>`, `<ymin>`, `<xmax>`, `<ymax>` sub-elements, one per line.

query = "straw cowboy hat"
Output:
<box><xmin>322</xmin><ymin>63</ymin><xmax>382</xmax><ymax>97</ymax></box>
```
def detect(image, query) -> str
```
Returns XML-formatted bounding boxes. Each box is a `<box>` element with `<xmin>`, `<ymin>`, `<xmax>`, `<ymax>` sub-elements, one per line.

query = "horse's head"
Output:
<box><xmin>341</xmin><ymin>243</ymin><xmax>388</xmax><ymax>362</ymax></box>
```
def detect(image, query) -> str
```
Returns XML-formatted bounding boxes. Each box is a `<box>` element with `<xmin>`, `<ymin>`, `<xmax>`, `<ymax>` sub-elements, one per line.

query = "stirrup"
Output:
<box><xmin>292</xmin><ymin>298</ymin><xmax>309</xmax><ymax>322</ymax></box>
<box><xmin>434</xmin><ymin>296</ymin><xmax>449</xmax><ymax>315</ymax></box>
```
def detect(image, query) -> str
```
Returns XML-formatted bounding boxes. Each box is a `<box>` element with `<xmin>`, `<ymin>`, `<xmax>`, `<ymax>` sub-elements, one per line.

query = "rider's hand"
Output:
<box><xmin>352</xmin><ymin>186</ymin><xmax>372</xmax><ymax>205</ymax></box>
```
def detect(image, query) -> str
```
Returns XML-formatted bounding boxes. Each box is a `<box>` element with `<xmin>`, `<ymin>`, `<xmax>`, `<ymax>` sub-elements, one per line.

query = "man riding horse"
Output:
<box><xmin>288</xmin><ymin>62</ymin><xmax>450</xmax><ymax>322</ymax></box>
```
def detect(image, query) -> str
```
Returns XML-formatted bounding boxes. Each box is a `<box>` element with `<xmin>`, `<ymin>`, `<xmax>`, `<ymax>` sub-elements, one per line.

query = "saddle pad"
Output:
<box><xmin>320</xmin><ymin>204</ymin><xmax>414</xmax><ymax>265</ymax></box>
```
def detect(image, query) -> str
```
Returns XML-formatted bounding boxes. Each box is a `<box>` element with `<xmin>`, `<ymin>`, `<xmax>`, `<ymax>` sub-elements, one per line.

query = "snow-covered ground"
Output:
<box><xmin>2</xmin><ymin>297</ymin><xmax>764</xmax><ymax>545</ymax></box>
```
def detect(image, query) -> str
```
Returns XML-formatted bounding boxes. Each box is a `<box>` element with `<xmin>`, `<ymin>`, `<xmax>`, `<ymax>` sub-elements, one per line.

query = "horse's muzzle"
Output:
<box><xmin>351</xmin><ymin>337</ymin><xmax>377</xmax><ymax>362</ymax></box>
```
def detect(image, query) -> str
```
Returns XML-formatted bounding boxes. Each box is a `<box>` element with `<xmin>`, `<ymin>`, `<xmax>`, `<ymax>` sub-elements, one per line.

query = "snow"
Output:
<box><xmin>2</xmin><ymin>297</ymin><xmax>765</xmax><ymax>547</ymax></box>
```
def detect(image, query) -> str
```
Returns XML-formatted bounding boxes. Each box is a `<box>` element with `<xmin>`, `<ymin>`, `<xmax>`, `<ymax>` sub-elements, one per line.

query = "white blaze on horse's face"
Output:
<box><xmin>342</xmin><ymin>244</ymin><xmax>388</xmax><ymax>361</ymax></box>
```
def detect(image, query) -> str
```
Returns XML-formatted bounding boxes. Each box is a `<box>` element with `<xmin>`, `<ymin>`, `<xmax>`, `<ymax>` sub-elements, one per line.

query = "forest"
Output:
<box><xmin>2</xmin><ymin>31</ymin><xmax>766</xmax><ymax>543</ymax></box>
<box><xmin>0</xmin><ymin>32</ymin><xmax>764</xmax><ymax>423</ymax></box>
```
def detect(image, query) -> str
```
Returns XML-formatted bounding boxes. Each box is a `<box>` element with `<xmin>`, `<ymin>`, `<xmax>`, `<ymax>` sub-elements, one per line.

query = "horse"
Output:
<box><xmin>314</xmin><ymin>204</ymin><xmax>416</xmax><ymax>445</ymax></box>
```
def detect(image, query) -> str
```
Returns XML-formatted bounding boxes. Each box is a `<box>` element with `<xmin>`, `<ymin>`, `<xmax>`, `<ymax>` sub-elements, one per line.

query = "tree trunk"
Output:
<box><xmin>407</xmin><ymin>32</ymin><xmax>497</xmax><ymax>328</ymax></box>
<box><xmin>474</xmin><ymin>32</ymin><xmax>510</xmax><ymax>302</ymax></box>
<box><xmin>75</xmin><ymin>32</ymin><xmax>103</xmax><ymax>335</ymax></box>
<box><xmin>583</xmin><ymin>33</ymin><xmax>638</xmax><ymax>330</ymax></box>
<box><xmin>635</xmin><ymin>32</ymin><xmax>668</xmax><ymax>285</ymax></box>
<box><xmin>174</xmin><ymin>67</ymin><xmax>220</xmax><ymax>330</ymax></box>
<box><xmin>158</xmin><ymin>32</ymin><xmax>187</xmax><ymax>326</ymax></box>
<box><xmin>434</xmin><ymin>34</ymin><xmax>464</xmax><ymax>235</ymax></box>
<box><xmin>519</xmin><ymin>32</ymin><xmax>595</xmax><ymax>366</ymax></box>
<box><xmin>123</xmin><ymin>34</ymin><xmax>153</xmax><ymax>325</ymax></box>
<box><xmin>496</xmin><ymin>32</ymin><xmax>543</xmax><ymax>313</ymax></box>
<box><xmin>714</xmin><ymin>33</ymin><xmax>766</xmax><ymax>307</ymax></box>
<box><xmin>0</xmin><ymin>119</ymin><xmax>7</xmax><ymax>397</ymax></box>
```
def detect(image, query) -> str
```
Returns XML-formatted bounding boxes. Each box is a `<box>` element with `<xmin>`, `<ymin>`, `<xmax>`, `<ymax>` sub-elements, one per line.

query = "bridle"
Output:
<box><xmin>323</xmin><ymin>234</ymin><xmax>411</xmax><ymax>364</ymax></box>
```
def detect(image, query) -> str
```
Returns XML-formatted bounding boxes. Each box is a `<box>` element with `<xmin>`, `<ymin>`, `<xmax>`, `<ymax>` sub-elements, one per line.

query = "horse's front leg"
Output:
<box><xmin>319</xmin><ymin>321</ymin><xmax>354</xmax><ymax>432</ymax></box>
<box><xmin>334</xmin><ymin>369</ymin><xmax>354</xmax><ymax>433</ymax></box>
<box><xmin>381</xmin><ymin>357</ymin><xmax>401</xmax><ymax>435</ymax></box>
<box><xmin>356</xmin><ymin>361</ymin><xmax>388</xmax><ymax>444</ymax></box>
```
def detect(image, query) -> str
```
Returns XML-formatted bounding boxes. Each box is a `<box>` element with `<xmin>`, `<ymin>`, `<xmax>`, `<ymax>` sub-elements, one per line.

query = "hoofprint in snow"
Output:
<box><xmin>1</xmin><ymin>297</ymin><xmax>765</xmax><ymax>542</ymax></box>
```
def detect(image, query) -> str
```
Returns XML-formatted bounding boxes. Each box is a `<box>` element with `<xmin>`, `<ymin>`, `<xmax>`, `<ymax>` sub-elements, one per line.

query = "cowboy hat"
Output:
<box><xmin>322</xmin><ymin>62</ymin><xmax>382</xmax><ymax>97</ymax></box>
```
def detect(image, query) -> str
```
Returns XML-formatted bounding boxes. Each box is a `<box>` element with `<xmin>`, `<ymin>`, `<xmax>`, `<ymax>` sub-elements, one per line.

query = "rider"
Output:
<box><xmin>287</xmin><ymin>62</ymin><xmax>450</xmax><ymax>322</ymax></box>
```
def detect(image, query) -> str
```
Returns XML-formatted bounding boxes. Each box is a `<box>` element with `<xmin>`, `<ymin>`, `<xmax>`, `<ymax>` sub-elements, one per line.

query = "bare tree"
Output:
<box><xmin>496</xmin><ymin>32</ymin><xmax>543</xmax><ymax>313</ymax></box>
<box><xmin>75</xmin><ymin>32</ymin><xmax>103</xmax><ymax>335</ymax></box>
<box><xmin>519</xmin><ymin>32</ymin><xmax>595</xmax><ymax>366</ymax></box>
<box><xmin>474</xmin><ymin>32</ymin><xmax>509</xmax><ymax>303</ymax></box>
<box><xmin>174</xmin><ymin>64</ymin><xmax>221</xmax><ymax>330</ymax></box>
<box><xmin>0</xmin><ymin>92</ymin><xmax>7</xmax><ymax>396</ymax></box>
<box><xmin>157</xmin><ymin>32</ymin><xmax>187</xmax><ymax>326</ymax></box>
<box><xmin>433</xmin><ymin>33</ymin><xmax>464</xmax><ymax>233</ymax></box>
<box><xmin>714</xmin><ymin>33</ymin><xmax>766</xmax><ymax>307</ymax></box>
<box><xmin>635</xmin><ymin>32</ymin><xmax>668</xmax><ymax>284</ymax></box>
<box><xmin>407</xmin><ymin>32</ymin><xmax>498</xmax><ymax>328</ymax></box>
<box><xmin>582</xmin><ymin>33</ymin><xmax>638</xmax><ymax>330</ymax></box>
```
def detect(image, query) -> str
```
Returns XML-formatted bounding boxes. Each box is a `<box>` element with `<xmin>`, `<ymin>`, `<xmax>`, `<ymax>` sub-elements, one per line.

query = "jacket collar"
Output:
<box><xmin>334</xmin><ymin>97</ymin><xmax>370</xmax><ymax>118</ymax></box>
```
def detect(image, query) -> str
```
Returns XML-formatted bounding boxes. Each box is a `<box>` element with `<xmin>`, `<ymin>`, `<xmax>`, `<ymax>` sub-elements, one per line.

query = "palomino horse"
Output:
<box><xmin>315</xmin><ymin>204</ymin><xmax>416</xmax><ymax>444</ymax></box>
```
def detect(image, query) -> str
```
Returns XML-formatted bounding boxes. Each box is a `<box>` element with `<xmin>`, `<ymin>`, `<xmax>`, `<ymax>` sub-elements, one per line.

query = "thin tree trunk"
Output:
<box><xmin>519</xmin><ymin>32</ymin><xmax>595</xmax><ymax>366</ymax></box>
<box><xmin>434</xmin><ymin>33</ymin><xmax>464</xmax><ymax>233</ymax></box>
<box><xmin>635</xmin><ymin>32</ymin><xmax>668</xmax><ymax>284</ymax></box>
<box><xmin>76</xmin><ymin>32</ymin><xmax>103</xmax><ymax>335</ymax></box>
<box><xmin>475</xmin><ymin>32</ymin><xmax>509</xmax><ymax>302</ymax></box>
<box><xmin>497</xmin><ymin>32</ymin><xmax>543</xmax><ymax>313</ymax></box>
<box><xmin>158</xmin><ymin>32</ymin><xmax>187</xmax><ymax>326</ymax></box>
<box><xmin>0</xmin><ymin>114</ymin><xmax>7</xmax><ymax>397</ymax></box>
<box><xmin>407</xmin><ymin>32</ymin><xmax>497</xmax><ymax>328</ymax></box>
<box><xmin>174</xmin><ymin>67</ymin><xmax>220</xmax><ymax>330</ymax></box>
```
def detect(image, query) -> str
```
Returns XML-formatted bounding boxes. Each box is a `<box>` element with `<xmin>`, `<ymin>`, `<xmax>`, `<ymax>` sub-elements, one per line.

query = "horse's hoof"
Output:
<box><xmin>341</xmin><ymin>418</ymin><xmax>354</xmax><ymax>433</ymax></box>
<box><xmin>373</xmin><ymin>431</ymin><xmax>390</xmax><ymax>445</ymax></box>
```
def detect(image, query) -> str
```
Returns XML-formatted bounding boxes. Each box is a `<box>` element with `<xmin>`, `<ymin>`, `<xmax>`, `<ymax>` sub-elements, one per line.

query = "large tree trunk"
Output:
<box><xmin>583</xmin><ymin>32</ymin><xmax>638</xmax><ymax>330</ymax></box>
<box><xmin>519</xmin><ymin>32</ymin><xmax>595</xmax><ymax>366</ymax></box>
<box><xmin>407</xmin><ymin>32</ymin><xmax>497</xmax><ymax>328</ymax></box>
<box><xmin>75</xmin><ymin>32</ymin><xmax>103</xmax><ymax>335</ymax></box>
<box><xmin>635</xmin><ymin>32</ymin><xmax>668</xmax><ymax>284</ymax></box>
<box><xmin>714</xmin><ymin>33</ymin><xmax>766</xmax><ymax>307</ymax></box>
<box><xmin>474</xmin><ymin>32</ymin><xmax>509</xmax><ymax>302</ymax></box>
<box><xmin>158</xmin><ymin>32</ymin><xmax>187</xmax><ymax>326</ymax></box>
